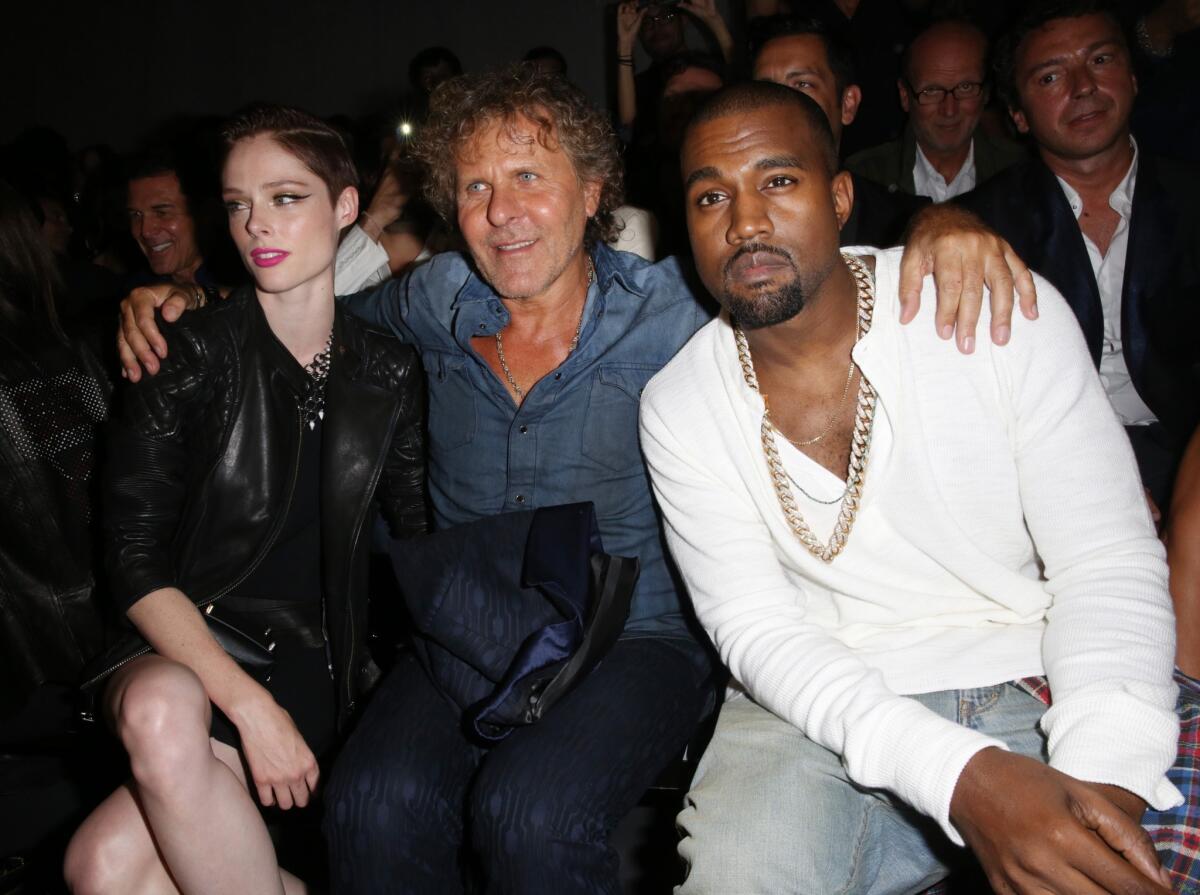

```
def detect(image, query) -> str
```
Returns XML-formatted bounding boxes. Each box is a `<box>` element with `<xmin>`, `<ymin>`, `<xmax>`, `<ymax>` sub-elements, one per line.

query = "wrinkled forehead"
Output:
<box><xmin>683</xmin><ymin>105</ymin><xmax>824</xmax><ymax>179</ymax></box>
<box><xmin>452</xmin><ymin>110</ymin><xmax>581</xmax><ymax>179</ymax></box>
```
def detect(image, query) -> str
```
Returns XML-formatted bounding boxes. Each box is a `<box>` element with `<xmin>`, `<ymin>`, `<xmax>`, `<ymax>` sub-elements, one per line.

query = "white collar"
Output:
<box><xmin>1055</xmin><ymin>137</ymin><xmax>1139</xmax><ymax>221</ymax></box>
<box><xmin>914</xmin><ymin>139</ymin><xmax>976</xmax><ymax>191</ymax></box>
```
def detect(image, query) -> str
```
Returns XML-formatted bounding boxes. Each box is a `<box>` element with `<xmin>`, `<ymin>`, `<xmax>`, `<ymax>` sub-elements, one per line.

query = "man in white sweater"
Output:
<box><xmin>640</xmin><ymin>80</ymin><xmax>1194</xmax><ymax>895</ymax></box>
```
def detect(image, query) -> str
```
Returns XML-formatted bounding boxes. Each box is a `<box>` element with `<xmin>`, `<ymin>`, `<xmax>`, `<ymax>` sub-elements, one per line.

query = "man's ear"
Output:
<box><xmin>841</xmin><ymin>85</ymin><xmax>863</xmax><ymax>127</ymax></box>
<box><xmin>336</xmin><ymin>186</ymin><xmax>359</xmax><ymax>229</ymax></box>
<box><xmin>897</xmin><ymin>78</ymin><xmax>910</xmax><ymax>115</ymax></box>
<box><xmin>832</xmin><ymin>170</ymin><xmax>854</xmax><ymax>231</ymax></box>
<box><xmin>583</xmin><ymin>178</ymin><xmax>602</xmax><ymax>220</ymax></box>
<box><xmin>1009</xmin><ymin>104</ymin><xmax>1030</xmax><ymax>135</ymax></box>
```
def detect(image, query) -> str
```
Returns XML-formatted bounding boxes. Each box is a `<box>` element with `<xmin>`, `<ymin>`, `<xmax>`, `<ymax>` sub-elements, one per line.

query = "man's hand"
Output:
<box><xmin>898</xmin><ymin>204</ymin><xmax>1038</xmax><ymax>354</ymax></box>
<box><xmin>950</xmin><ymin>748</ymin><xmax>1172</xmax><ymax>895</ymax></box>
<box><xmin>117</xmin><ymin>284</ymin><xmax>195</xmax><ymax>381</ymax></box>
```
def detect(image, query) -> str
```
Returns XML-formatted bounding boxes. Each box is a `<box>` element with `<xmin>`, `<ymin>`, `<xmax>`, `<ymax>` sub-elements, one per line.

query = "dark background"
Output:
<box><xmin>1</xmin><ymin>0</ymin><xmax>734</xmax><ymax>151</ymax></box>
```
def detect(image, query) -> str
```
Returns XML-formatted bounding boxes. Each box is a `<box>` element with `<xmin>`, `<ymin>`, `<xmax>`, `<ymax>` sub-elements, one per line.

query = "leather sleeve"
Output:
<box><xmin>370</xmin><ymin>340</ymin><xmax>429</xmax><ymax>539</ymax></box>
<box><xmin>104</xmin><ymin>315</ymin><xmax>223</xmax><ymax>614</ymax></box>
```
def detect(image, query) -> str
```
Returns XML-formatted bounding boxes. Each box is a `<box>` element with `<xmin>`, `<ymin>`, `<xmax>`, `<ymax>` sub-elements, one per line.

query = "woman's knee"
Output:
<box><xmin>63</xmin><ymin>818</ymin><xmax>135</xmax><ymax>895</ymax></box>
<box><xmin>110</xmin><ymin>659</ymin><xmax>210</xmax><ymax>791</ymax></box>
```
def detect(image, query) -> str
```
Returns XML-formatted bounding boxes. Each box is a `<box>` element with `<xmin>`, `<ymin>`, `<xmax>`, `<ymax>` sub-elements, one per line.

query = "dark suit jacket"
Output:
<box><xmin>847</xmin><ymin>126</ymin><xmax>1029</xmax><ymax>198</ymax></box>
<box><xmin>842</xmin><ymin>172</ymin><xmax>930</xmax><ymax>249</ymax></box>
<box><xmin>957</xmin><ymin>154</ymin><xmax>1200</xmax><ymax>445</ymax></box>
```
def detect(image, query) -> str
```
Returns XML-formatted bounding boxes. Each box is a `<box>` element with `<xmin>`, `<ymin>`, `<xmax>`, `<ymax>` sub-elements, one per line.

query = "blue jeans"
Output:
<box><xmin>677</xmin><ymin>684</ymin><xmax>1050</xmax><ymax>895</ymax></box>
<box><xmin>324</xmin><ymin>636</ymin><xmax>716</xmax><ymax>894</ymax></box>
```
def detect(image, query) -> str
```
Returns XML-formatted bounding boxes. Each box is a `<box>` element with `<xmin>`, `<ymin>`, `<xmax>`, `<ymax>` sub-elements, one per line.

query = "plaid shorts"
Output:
<box><xmin>922</xmin><ymin>672</ymin><xmax>1200</xmax><ymax>895</ymax></box>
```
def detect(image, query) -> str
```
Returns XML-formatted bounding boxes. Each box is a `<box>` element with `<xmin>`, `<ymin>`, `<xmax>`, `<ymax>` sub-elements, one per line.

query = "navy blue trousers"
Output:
<box><xmin>323</xmin><ymin>635</ymin><xmax>715</xmax><ymax>895</ymax></box>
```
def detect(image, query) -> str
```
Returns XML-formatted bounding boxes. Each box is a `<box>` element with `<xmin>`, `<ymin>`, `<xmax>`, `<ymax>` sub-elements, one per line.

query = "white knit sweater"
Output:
<box><xmin>639</xmin><ymin>247</ymin><xmax>1181</xmax><ymax>844</ymax></box>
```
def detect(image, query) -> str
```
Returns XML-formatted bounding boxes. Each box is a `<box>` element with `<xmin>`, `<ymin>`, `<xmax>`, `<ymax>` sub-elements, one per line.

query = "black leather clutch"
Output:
<box><xmin>78</xmin><ymin>602</ymin><xmax>276</xmax><ymax>711</ymax></box>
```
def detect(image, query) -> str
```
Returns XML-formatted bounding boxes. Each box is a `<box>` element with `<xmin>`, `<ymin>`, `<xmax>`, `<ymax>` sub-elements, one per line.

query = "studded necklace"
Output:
<box><xmin>299</xmin><ymin>331</ymin><xmax>334</xmax><ymax>430</ymax></box>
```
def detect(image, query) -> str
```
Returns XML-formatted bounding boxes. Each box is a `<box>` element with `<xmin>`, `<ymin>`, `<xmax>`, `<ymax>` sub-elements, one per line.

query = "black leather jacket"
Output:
<box><xmin>0</xmin><ymin>333</ymin><xmax>112</xmax><ymax>710</ymax></box>
<box><xmin>98</xmin><ymin>289</ymin><xmax>427</xmax><ymax>725</ymax></box>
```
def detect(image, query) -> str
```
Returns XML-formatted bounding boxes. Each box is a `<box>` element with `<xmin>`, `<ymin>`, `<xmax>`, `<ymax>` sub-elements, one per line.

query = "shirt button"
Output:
<box><xmin>515</xmin><ymin>494</ymin><xmax>526</xmax><ymax>504</ymax></box>
<box><xmin>554</xmin><ymin>373</ymin><xmax>562</xmax><ymax>380</ymax></box>
<box><xmin>519</xmin><ymin>425</ymin><xmax>528</xmax><ymax>434</ymax></box>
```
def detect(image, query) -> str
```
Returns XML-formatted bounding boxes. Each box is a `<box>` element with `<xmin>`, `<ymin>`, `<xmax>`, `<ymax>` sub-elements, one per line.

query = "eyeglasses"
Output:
<box><xmin>907</xmin><ymin>81</ymin><xmax>984</xmax><ymax>105</ymax></box>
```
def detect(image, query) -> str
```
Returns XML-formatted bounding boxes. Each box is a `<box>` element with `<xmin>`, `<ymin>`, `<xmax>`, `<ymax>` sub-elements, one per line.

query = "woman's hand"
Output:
<box><xmin>228</xmin><ymin>692</ymin><xmax>319</xmax><ymax>810</ymax></box>
<box><xmin>617</xmin><ymin>1</ymin><xmax>646</xmax><ymax>55</ymax></box>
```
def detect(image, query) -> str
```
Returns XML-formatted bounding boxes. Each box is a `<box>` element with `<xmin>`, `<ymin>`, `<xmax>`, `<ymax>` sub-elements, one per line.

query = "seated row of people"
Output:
<box><xmin>41</xmin><ymin>5</ymin><xmax>1200</xmax><ymax>895</ymax></box>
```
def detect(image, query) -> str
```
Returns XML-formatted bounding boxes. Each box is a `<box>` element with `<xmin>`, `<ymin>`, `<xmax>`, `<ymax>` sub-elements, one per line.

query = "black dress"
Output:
<box><xmin>208</xmin><ymin>374</ymin><xmax>337</xmax><ymax>758</ymax></box>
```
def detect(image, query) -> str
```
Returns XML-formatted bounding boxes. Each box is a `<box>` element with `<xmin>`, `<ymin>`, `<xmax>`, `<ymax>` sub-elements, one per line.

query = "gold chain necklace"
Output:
<box><xmin>495</xmin><ymin>256</ymin><xmax>594</xmax><ymax>401</ymax></box>
<box><xmin>733</xmin><ymin>252</ymin><xmax>877</xmax><ymax>563</ymax></box>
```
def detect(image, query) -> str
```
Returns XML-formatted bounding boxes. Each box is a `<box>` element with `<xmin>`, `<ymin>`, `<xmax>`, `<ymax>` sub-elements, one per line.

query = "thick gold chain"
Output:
<box><xmin>733</xmin><ymin>253</ymin><xmax>877</xmax><ymax>563</ymax></box>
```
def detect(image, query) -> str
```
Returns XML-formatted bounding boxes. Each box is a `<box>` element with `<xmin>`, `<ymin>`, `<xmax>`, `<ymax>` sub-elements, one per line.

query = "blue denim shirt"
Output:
<box><xmin>342</xmin><ymin>243</ymin><xmax>711</xmax><ymax>637</ymax></box>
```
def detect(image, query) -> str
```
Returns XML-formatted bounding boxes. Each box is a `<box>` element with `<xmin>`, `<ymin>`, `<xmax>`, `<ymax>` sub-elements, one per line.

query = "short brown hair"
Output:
<box><xmin>415</xmin><ymin>65</ymin><xmax>624</xmax><ymax>247</ymax></box>
<box><xmin>220</xmin><ymin>105</ymin><xmax>358</xmax><ymax>201</ymax></box>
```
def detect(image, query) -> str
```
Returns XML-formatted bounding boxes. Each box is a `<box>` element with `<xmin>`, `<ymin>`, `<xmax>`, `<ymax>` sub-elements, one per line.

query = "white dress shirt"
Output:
<box><xmin>913</xmin><ymin>139</ymin><xmax>976</xmax><ymax>202</ymax></box>
<box><xmin>1055</xmin><ymin>140</ymin><xmax>1156</xmax><ymax>426</ymax></box>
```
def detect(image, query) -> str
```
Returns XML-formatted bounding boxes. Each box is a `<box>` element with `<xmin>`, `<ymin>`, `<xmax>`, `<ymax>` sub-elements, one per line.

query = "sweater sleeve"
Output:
<box><xmin>1000</xmin><ymin>278</ymin><xmax>1181</xmax><ymax>810</ymax></box>
<box><xmin>640</xmin><ymin>387</ymin><xmax>1007</xmax><ymax>844</ymax></box>
<box><xmin>333</xmin><ymin>224</ymin><xmax>391</xmax><ymax>295</ymax></box>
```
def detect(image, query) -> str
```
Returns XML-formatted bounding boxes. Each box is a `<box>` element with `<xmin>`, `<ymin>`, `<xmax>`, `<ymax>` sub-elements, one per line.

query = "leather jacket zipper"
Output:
<box><xmin>340</xmin><ymin>399</ymin><xmax>403</xmax><ymax>711</ymax></box>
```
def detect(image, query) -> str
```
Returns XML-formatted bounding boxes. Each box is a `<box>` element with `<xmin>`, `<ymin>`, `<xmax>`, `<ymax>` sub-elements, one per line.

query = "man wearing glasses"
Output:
<box><xmin>848</xmin><ymin>20</ymin><xmax>1026</xmax><ymax>202</ymax></box>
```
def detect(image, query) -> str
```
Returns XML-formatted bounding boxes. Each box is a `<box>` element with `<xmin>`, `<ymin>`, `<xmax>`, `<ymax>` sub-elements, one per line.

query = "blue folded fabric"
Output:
<box><xmin>387</xmin><ymin>503</ymin><xmax>637</xmax><ymax>743</ymax></box>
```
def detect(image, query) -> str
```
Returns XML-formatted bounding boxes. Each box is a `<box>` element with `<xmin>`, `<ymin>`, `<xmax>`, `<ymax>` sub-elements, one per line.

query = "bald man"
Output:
<box><xmin>848</xmin><ymin>20</ymin><xmax>1026</xmax><ymax>202</ymax></box>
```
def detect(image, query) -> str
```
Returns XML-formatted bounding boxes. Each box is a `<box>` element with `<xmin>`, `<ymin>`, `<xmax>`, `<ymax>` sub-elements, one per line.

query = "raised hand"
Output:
<box><xmin>617</xmin><ymin>0</ymin><xmax>646</xmax><ymax>55</ymax></box>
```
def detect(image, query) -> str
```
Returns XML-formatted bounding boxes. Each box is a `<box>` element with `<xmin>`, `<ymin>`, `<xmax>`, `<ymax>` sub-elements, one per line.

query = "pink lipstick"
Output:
<box><xmin>251</xmin><ymin>248</ymin><xmax>290</xmax><ymax>268</ymax></box>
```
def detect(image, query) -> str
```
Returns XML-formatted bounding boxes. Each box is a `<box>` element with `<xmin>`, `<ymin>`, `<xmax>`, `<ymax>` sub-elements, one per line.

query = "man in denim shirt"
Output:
<box><xmin>118</xmin><ymin>67</ymin><xmax>1035</xmax><ymax>894</ymax></box>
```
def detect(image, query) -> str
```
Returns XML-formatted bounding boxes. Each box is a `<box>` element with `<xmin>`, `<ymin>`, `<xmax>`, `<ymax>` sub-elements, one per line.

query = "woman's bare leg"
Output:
<box><xmin>63</xmin><ymin>655</ymin><xmax>308</xmax><ymax>894</ymax></box>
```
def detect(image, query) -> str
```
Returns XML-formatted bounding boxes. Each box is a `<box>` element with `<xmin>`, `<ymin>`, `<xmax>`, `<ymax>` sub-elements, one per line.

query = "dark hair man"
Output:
<box><xmin>124</xmin><ymin>150</ymin><xmax>225</xmax><ymax>304</ymax></box>
<box><xmin>642</xmin><ymin>79</ymin><xmax>1197</xmax><ymax>895</ymax></box>
<box><xmin>847</xmin><ymin>20</ymin><xmax>1026</xmax><ymax>202</ymax></box>
<box><xmin>959</xmin><ymin>1</ymin><xmax>1200</xmax><ymax>509</ymax></box>
<box><xmin>753</xmin><ymin>17</ymin><xmax>931</xmax><ymax>247</ymax></box>
<box><xmin>117</xmin><ymin>66</ymin><xmax>1034</xmax><ymax>892</ymax></box>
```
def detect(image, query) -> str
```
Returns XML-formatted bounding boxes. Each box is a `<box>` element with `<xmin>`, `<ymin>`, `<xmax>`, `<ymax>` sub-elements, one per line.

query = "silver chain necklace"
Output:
<box><xmin>299</xmin><ymin>331</ymin><xmax>334</xmax><ymax>430</ymax></box>
<box><xmin>733</xmin><ymin>253</ymin><xmax>877</xmax><ymax>563</ymax></box>
<box><xmin>495</xmin><ymin>256</ymin><xmax>594</xmax><ymax>401</ymax></box>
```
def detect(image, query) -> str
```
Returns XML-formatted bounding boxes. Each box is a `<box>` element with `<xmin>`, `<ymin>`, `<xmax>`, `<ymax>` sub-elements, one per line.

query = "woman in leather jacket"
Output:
<box><xmin>63</xmin><ymin>106</ymin><xmax>427</xmax><ymax>895</ymax></box>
